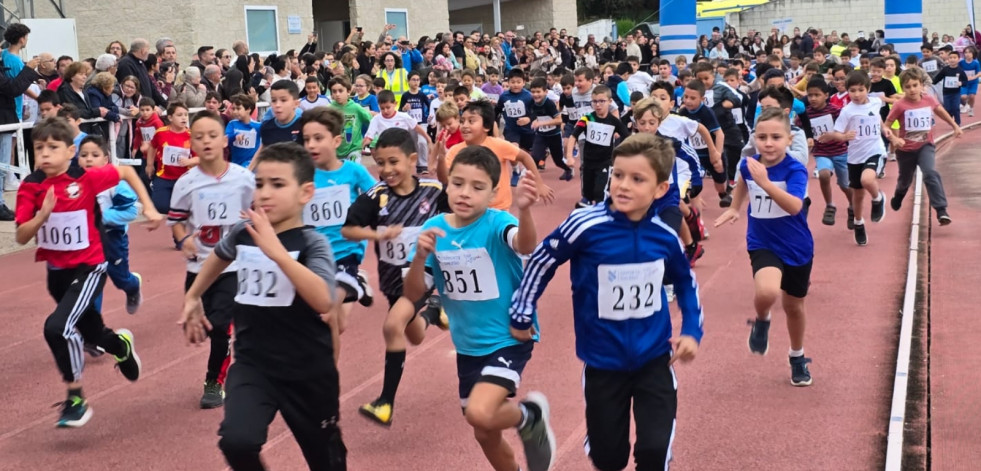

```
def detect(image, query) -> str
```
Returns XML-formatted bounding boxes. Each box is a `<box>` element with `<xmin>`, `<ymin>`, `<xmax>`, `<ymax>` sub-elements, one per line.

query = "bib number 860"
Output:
<box><xmin>308</xmin><ymin>201</ymin><xmax>344</xmax><ymax>222</ymax></box>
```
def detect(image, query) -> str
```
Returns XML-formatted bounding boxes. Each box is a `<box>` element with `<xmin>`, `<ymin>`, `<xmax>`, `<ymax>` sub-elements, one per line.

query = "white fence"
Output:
<box><xmin>0</xmin><ymin>103</ymin><xmax>270</xmax><ymax>178</ymax></box>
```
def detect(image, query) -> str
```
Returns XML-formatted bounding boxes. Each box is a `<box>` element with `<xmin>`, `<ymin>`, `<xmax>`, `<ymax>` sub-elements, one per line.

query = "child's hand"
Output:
<box><xmin>714</xmin><ymin>208</ymin><xmax>739</xmax><ymax>227</ymax></box>
<box><xmin>378</xmin><ymin>224</ymin><xmax>403</xmax><ymax>240</ymax></box>
<box><xmin>746</xmin><ymin>158</ymin><xmax>770</xmax><ymax>185</ymax></box>
<box><xmin>514</xmin><ymin>172</ymin><xmax>540</xmax><ymax>209</ymax></box>
<box><xmin>843</xmin><ymin>130</ymin><xmax>857</xmax><ymax>141</ymax></box>
<box><xmin>710</xmin><ymin>149</ymin><xmax>724</xmax><ymax>172</ymax></box>
<box><xmin>530</xmin><ymin>120</ymin><xmax>540</xmax><ymax>129</ymax></box>
<box><xmin>178</xmin><ymin>296</ymin><xmax>212</xmax><ymax>345</ymax></box>
<box><xmin>668</xmin><ymin>335</ymin><xmax>698</xmax><ymax>365</ymax></box>
<box><xmin>142</xmin><ymin>208</ymin><xmax>164</xmax><ymax>231</ymax></box>
<box><xmin>954</xmin><ymin>127</ymin><xmax>964</xmax><ymax>138</ymax></box>
<box><xmin>890</xmin><ymin>136</ymin><xmax>906</xmax><ymax>148</ymax></box>
<box><xmin>510</xmin><ymin>326</ymin><xmax>536</xmax><ymax>342</ymax></box>
<box><xmin>414</xmin><ymin>227</ymin><xmax>445</xmax><ymax>260</ymax></box>
<box><xmin>40</xmin><ymin>187</ymin><xmax>56</xmax><ymax>216</ymax></box>
<box><xmin>243</xmin><ymin>208</ymin><xmax>290</xmax><ymax>263</ymax></box>
<box><xmin>402</xmin><ymin>104</ymin><xmax>411</xmax><ymax>112</ymax></box>
<box><xmin>517</xmin><ymin>117</ymin><xmax>531</xmax><ymax>126</ymax></box>
<box><xmin>180</xmin><ymin>234</ymin><xmax>199</xmax><ymax>260</ymax></box>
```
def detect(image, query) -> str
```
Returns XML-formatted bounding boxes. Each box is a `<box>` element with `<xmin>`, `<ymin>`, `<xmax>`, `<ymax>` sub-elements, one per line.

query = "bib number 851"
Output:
<box><xmin>441</xmin><ymin>269</ymin><xmax>483</xmax><ymax>294</ymax></box>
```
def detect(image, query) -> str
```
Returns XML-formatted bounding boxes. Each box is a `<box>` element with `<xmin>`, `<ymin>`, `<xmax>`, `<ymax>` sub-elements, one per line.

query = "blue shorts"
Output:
<box><xmin>961</xmin><ymin>81</ymin><xmax>978</xmax><ymax>95</ymax></box>
<box><xmin>456</xmin><ymin>341</ymin><xmax>533</xmax><ymax>409</ymax></box>
<box><xmin>815</xmin><ymin>153</ymin><xmax>849</xmax><ymax>189</ymax></box>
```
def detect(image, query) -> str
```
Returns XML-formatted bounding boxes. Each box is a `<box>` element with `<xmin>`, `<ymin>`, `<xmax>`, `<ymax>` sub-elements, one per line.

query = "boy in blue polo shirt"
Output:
<box><xmin>511</xmin><ymin>133</ymin><xmax>703</xmax><ymax>471</ymax></box>
<box><xmin>716</xmin><ymin>107</ymin><xmax>814</xmax><ymax>387</ymax></box>
<box><xmin>403</xmin><ymin>146</ymin><xmax>555</xmax><ymax>471</ymax></box>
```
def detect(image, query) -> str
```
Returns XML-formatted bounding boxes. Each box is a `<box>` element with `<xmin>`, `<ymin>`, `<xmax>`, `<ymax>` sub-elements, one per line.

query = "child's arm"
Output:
<box><xmin>514</xmin><ymin>149</ymin><xmax>555</xmax><ymax>203</ymax></box>
<box><xmin>144</xmin><ymin>146</ymin><xmax>156</xmax><ymax>178</ymax></box>
<box><xmin>15</xmin><ymin>187</ymin><xmax>55</xmax><ymax>245</ymax></box>
<box><xmin>414</xmin><ymin>124</ymin><xmax>433</xmax><ymax>147</ymax></box>
<box><xmin>434</xmin><ymin>144</ymin><xmax>449</xmax><ymax>185</ymax></box>
<box><xmin>115</xmin><ymin>165</ymin><xmax>163</xmax><ymax>229</ymax></box>
<box><xmin>247</xmin><ymin>144</ymin><xmax>263</xmax><ymax>172</ymax></box>
<box><xmin>244</xmin><ymin>208</ymin><xmax>334</xmax><ymax>313</ymax></box>
<box><xmin>511</xmin><ymin>172</ymin><xmax>540</xmax><ymax>255</ymax></box>
<box><xmin>403</xmin><ymin>227</ymin><xmax>445</xmax><ymax>303</ymax></box>
<box><xmin>180</xmin><ymin>252</ymin><xmax>233</xmax><ymax>344</ymax></box>
<box><xmin>935</xmin><ymin>103</ymin><xmax>963</xmax><ymax>137</ymax></box>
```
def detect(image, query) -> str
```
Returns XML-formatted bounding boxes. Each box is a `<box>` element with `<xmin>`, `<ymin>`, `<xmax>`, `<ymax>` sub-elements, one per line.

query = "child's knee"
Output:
<box><xmin>43</xmin><ymin>313</ymin><xmax>68</xmax><ymax>339</ymax></box>
<box><xmin>464</xmin><ymin>404</ymin><xmax>496</xmax><ymax>431</ymax></box>
<box><xmin>218</xmin><ymin>433</ymin><xmax>263</xmax><ymax>461</ymax></box>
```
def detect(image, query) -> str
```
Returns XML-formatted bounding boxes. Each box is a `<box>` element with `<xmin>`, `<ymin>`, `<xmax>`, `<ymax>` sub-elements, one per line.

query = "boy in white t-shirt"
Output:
<box><xmin>363</xmin><ymin>90</ymin><xmax>433</xmax><ymax>166</ymax></box>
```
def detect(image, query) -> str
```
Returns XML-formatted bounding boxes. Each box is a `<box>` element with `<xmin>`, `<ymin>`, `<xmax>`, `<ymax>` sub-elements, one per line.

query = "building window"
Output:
<box><xmin>385</xmin><ymin>9</ymin><xmax>409</xmax><ymax>40</ymax></box>
<box><xmin>245</xmin><ymin>6</ymin><xmax>280</xmax><ymax>54</ymax></box>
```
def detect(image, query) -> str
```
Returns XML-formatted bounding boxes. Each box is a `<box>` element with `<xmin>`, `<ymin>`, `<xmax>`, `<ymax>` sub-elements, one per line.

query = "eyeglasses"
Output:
<box><xmin>223</xmin><ymin>55</ymin><xmax>231</xmax><ymax>59</ymax></box>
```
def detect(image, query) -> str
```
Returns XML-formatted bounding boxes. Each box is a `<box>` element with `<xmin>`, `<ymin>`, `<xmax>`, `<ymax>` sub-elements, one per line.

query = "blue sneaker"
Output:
<box><xmin>790</xmin><ymin>356</ymin><xmax>813</xmax><ymax>386</ymax></box>
<box><xmin>747</xmin><ymin>318</ymin><xmax>770</xmax><ymax>355</ymax></box>
<box><xmin>56</xmin><ymin>395</ymin><xmax>93</xmax><ymax>428</ymax></box>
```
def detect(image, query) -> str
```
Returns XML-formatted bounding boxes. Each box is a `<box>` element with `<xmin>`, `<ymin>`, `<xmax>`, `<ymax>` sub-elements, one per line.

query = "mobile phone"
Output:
<box><xmin>357</xmin><ymin>27</ymin><xmax>363</xmax><ymax>33</ymax></box>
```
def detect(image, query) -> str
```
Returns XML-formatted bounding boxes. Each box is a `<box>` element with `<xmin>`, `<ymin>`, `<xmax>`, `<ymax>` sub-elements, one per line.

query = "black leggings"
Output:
<box><xmin>532</xmin><ymin>133</ymin><xmax>571</xmax><ymax>171</ymax></box>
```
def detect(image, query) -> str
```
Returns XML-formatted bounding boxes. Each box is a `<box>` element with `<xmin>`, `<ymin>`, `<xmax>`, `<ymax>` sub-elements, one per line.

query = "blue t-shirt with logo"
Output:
<box><xmin>309</xmin><ymin>161</ymin><xmax>377</xmax><ymax>261</ymax></box>
<box><xmin>225</xmin><ymin>120</ymin><xmax>262</xmax><ymax>167</ymax></box>
<box><xmin>741</xmin><ymin>154</ymin><xmax>813</xmax><ymax>266</ymax></box>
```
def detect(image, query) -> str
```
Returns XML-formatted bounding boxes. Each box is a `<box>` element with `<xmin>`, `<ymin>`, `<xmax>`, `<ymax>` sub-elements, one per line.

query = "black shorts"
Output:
<box><xmin>749</xmin><ymin>249</ymin><xmax>812</xmax><ymax>298</ymax></box>
<box><xmin>505</xmin><ymin>131</ymin><xmax>535</xmax><ymax>152</ymax></box>
<box><xmin>335</xmin><ymin>254</ymin><xmax>363</xmax><ymax>303</ymax></box>
<box><xmin>384</xmin><ymin>292</ymin><xmax>431</xmax><ymax>312</ymax></box>
<box><xmin>185</xmin><ymin>271</ymin><xmax>236</xmax><ymax>328</ymax></box>
<box><xmin>456</xmin><ymin>341</ymin><xmax>533</xmax><ymax>409</ymax></box>
<box><xmin>698</xmin><ymin>153</ymin><xmax>728</xmax><ymax>185</ymax></box>
<box><xmin>847</xmin><ymin>154</ymin><xmax>883</xmax><ymax>189</ymax></box>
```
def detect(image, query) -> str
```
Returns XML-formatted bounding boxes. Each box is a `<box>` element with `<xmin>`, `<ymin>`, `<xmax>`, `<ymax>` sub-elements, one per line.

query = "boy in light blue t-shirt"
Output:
<box><xmin>403</xmin><ymin>145</ymin><xmax>556</xmax><ymax>471</ymax></box>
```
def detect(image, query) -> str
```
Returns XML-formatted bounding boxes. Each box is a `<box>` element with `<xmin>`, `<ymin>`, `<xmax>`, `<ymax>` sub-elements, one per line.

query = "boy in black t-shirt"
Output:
<box><xmin>180</xmin><ymin>142</ymin><xmax>347</xmax><ymax>470</ymax></box>
<box><xmin>938</xmin><ymin>50</ymin><xmax>969</xmax><ymax>125</ymax></box>
<box><xmin>565</xmin><ymin>85</ymin><xmax>629</xmax><ymax>207</ymax></box>
<box><xmin>529</xmin><ymin>78</ymin><xmax>573</xmax><ymax>181</ymax></box>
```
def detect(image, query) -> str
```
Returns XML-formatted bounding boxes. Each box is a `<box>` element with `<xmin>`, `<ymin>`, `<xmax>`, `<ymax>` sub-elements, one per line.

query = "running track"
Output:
<box><xmin>0</xmin><ymin>120</ymin><xmax>974</xmax><ymax>470</ymax></box>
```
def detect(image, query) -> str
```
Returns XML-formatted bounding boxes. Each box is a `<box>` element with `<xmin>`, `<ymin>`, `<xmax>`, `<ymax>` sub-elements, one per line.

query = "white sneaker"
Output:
<box><xmin>970</xmin><ymin>108</ymin><xmax>975</xmax><ymax>117</ymax></box>
<box><xmin>664</xmin><ymin>284</ymin><xmax>676</xmax><ymax>303</ymax></box>
<box><xmin>812</xmin><ymin>169</ymin><xmax>819</xmax><ymax>179</ymax></box>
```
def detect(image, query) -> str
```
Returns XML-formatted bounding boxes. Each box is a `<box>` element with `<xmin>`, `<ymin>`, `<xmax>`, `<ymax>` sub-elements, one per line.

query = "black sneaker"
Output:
<box><xmin>871</xmin><ymin>192</ymin><xmax>886</xmax><ymax>223</ymax></box>
<box><xmin>518</xmin><ymin>391</ymin><xmax>556</xmax><ymax>471</ymax></box>
<box><xmin>821</xmin><ymin>206</ymin><xmax>836</xmax><ymax>226</ymax></box>
<box><xmin>686</xmin><ymin>243</ymin><xmax>705</xmax><ymax>268</ymax></box>
<box><xmin>126</xmin><ymin>273</ymin><xmax>143</xmax><ymax>315</ymax></box>
<box><xmin>114</xmin><ymin>329</ymin><xmax>141</xmax><ymax>382</ymax></box>
<box><xmin>846</xmin><ymin>207</ymin><xmax>855</xmax><ymax>230</ymax></box>
<box><xmin>854</xmin><ymin>223</ymin><xmax>868</xmax><ymax>246</ymax></box>
<box><xmin>55</xmin><ymin>395</ymin><xmax>93</xmax><ymax>428</ymax></box>
<box><xmin>558</xmin><ymin>169</ymin><xmax>573</xmax><ymax>181</ymax></box>
<box><xmin>200</xmin><ymin>380</ymin><xmax>225</xmax><ymax>409</ymax></box>
<box><xmin>719</xmin><ymin>193</ymin><xmax>733</xmax><ymax>208</ymax></box>
<box><xmin>790</xmin><ymin>356</ymin><xmax>813</xmax><ymax>386</ymax></box>
<box><xmin>0</xmin><ymin>204</ymin><xmax>14</xmax><ymax>222</ymax></box>
<box><xmin>357</xmin><ymin>269</ymin><xmax>374</xmax><ymax>307</ymax></box>
<box><xmin>575</xmin><ymin>198</ymin><xmax>591</xmax><ymax>209</ymax></box>
<box><xmin>420</xmin><ymin>295</ymin><xmax>449</xmax><ymax>330</ymax></box>
<box><xmin>747</xmin><ymin>319</ymin><xmax>770</xmax><ymax>355</ymax></box>
<box><xmin>536</xmin><ymin>161</ymin><xmax>546</xmax><ymax>170</ymax></box>
<box><xmin>890</xmin><ymin>194</ymin><xmax>903</xmax><ymax>211</ymax></box>
<box><xmin>937</xmin><ymin>208</ymin><xmax>952</xmax><ymax>226</ymax></box>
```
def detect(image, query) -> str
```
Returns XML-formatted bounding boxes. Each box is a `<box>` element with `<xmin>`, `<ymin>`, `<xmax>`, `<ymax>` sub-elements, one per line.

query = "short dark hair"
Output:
<box><xmin>845</xmin><ymin>69</ymin><xmax>871</xmax><ymax>90</ymax></box>
<box><xmin>254</xmin><ymin>142</ymin><xmax>315</xmax><ymax>185</ymax></box>
<box><xmin>506</xmin><ymin>68</ymin><xmax>526</xmax><ymax>80</ymax></box>
<box><xmin>486</xmin><ymin>67</ymin><xmax>501</xmax><ymax>76</ymax></box>
<box><xmin>191</xmin><ymin>110</ymin><xmax>224</xmax><ymax>129</ymax></box>
<box><xmin>37</xmin><ymin>89</ymin><xmax>60</xmax><ymax>106</ymax></box>
<box><xmin>805</xmin><ymin>77</ymin><xmax>830</xmax><ymax>94</ymax></box>
<box><xmin>197</xmin><ymin>46</ymin><xmax>214</xmax><ymax>57</ymax></box>
<box><xmin>462</xmin><ymin>100</ymin><xmax>496</xmax><ymax>134</ymax></box>
<box><xmin>450</xmin><ymin>145</ymin><xmax>501</xmax><ymax>188</ymax></box>
<box><xmin>328</xmin><ymin>75</ymin><xmax>352</xmax><ymax>91</ymax></box>
<box><xmin>377</xmin><ymin>89</ymin><xmax>397</xmax><ymax>105</ymax></box>
<box><xmin>270</xmin><ymin>79</ymin><xmax>300</xmax><ymax>99</ymax></box>
<box><xmin>372</xmin><ymin>77</ymin><xmax>387</xmax><ymax>88</ymax></box>
<box><xmin>138</xmin><ymin>97</ymin><xmax>156</xmax><ymax>108</ymax></box>
<box><xmin>33</xmin><ymin>117</ymin><xmax>76</xmax><ymax>146</ymax></box>
<box><xmin>685</xmin><ymin>79</ymin><xmax>705</xmax><ymax>96</ymax></box>
<box><xmin>692</xmin><ymin>62</ymin><xmax>715</xmax><ymax>75</ymax></box>
<box><xmin>649</xmin><ymin>81</ymin><xmax>674</xmax><ymax>97</ymax></box>
<box><xmin>166</xmin><ymin>101</ymin><xmax>188</xmax><ymax>117</ymax></box>
<box><xmin>299</xmin><ymin>106</ymin><xmax>344</xmax><ymax>137</ymax></box>
<box><xmin>559</xmin><ymin>74</ymin><xmax>574</xmax><ymax>87</ymax></box>
<box><xmin>57</xmin><ymin>104</ymin><xmax>82</xmax><ymax>120</ymax></box>
<box><xmin>615</xmin><ymin>62</ymin><xmax>633</xmax><ymax>75</ymax></box>
<box><xmin>79</xmin><ymin>135</ymin><xmax>111</xmax><ymax>156</ymax></box>
<box><xmin>407</xmin><ymin>70</ymin><xmax>422</xmax><ymax>81</ymax></box>
<box><xmin>758</xmin><ymin>85</ymin><xmax>794</xmax><ymax>110</ymax></box>
<box><xmin>529</xmin><ymin>78</ymin><xmax>548</xmax><ymax>91</ymax></box>
<box><xmin>453</xmin><ymin>86</ymin><xmax>470</xmax><ymax>97</ymax></box>
<box><xmin>2</xmin><ymin>23</ymin><xmax>30</xmax><ymax>45</ymax></box>
<box><xmin>374</xmin><ymin>128</ymin><xmax>417</xmax><ymax>157</ymax></box>
<box><xmin>574</xmin><ymin>67</ymin><xmax>594</xmax><ymax>80</ymax></box>
<box><xmin>305</xmin><ymin>75</ymin><xmax>320</xmax><ymax>85</ymax></box>
<box><xmin>204</xmin><ymin>90</ymin><xmax>221</xmax><ymax>102</ymax></box>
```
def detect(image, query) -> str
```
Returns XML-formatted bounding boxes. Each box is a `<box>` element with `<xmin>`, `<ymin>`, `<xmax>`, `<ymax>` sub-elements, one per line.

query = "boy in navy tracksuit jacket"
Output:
<box><xmin>511</xmin><ymin>133</ymin><xmax>703</xmax><ymax>471</ymax></box>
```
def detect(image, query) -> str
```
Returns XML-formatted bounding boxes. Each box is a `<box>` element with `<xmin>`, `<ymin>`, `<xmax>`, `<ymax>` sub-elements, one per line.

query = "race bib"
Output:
<box><xmin>536</xmin><ymin>116</ymin><xmax>556</xmax><ymax>133</ymax></box>
<box><xmin>504</xmin><ymin>101</ymin><xmax>526</xmax><ymax>118</ymax></box>
<box><xmin>747</xmin><ymin>180</ymin><xmax>791</xmax><ymax>219</ymax></box>
<box><xmin>869</xmin><ymin>92</ymin><xmax>885</xmax><ymax>100</ymax></box>
<box><xmin>233</xmin><ymin>129</ymin><xmax>257</xmax><ymax>149</ymax></box>
<box><xmin>378</xmin><ymin>226</ymin><xmax>421</xmax><ymax>265</ymax></box>
<box><xmin>192</xmin><ymin>190</ymin><xmax>243</xmax><ymax>226</ymax></box>
<box><xmin>703</xmin><ymin>89</ymin><xmax>715</xmax><ymax>107</ymax></box>
<box><xmin>435</xmin><ymin>248</ymin><xmax>499</xmax><ymax>301</ymax></box>
<box><xmin>585</xmin><ymin>122</ymin><xmax>615</xmax><ymax>146</ymax></box>
<box><xmin>140</xmin><ymin>126</ymin><xmax>156</xmax><ymax>143</ymax></box>
<box><xmin>486</xmin><ymin>93</ymin><xmax>500</xmax><ymax>103</ymax></box>
<box><xmin>904</xmin><ymin>108</ymin><xmax>932</xmax><ymax>132</ymax></box>
<box><xmin>409</xmin><ymin>108</ymin><xmax>424</xmax><ymax>123</ymax></box>
<box><xmin>810</xmin><ymin>114</ymin><xmax>834</xmax><ymax>138</ymax></box>
<box><xmin>853</xmin><ymin>120</ymin><xmax>881</xmax><ymax>139</ymax></box>
<box><xmin>37</xmin><ymin>210</ymin><xmax>89</xmax><ymax>251</ymax></box>
<box><xmin>732</xmin><ymin>107</ymin><xmax>744</xmax><ymax>125</ymax></box>
<box><xmin>303</xmin><ymin>185</ymin><xmax>351</xmax><ymax>227</ymax></box>
<box><xmin>923</xmin><ymin>61</ymin><xmax>938</xmax><ymax>73</ymax></box>
<box><xmin>235</xmin><ymin>245</ymin><xmax>299</xmax><ymax>307</ymax></box>
<box><xmin>596</xmin><ymin>261</ymin><xmax>664</xmax><ymax>321</ymax></box>
<box><xmin>689</xmin><ymin>132</ymin><xmax>707</xmax><ymax>150</ymax></box>
<box><xmin>162</xmin><ymin>145</ymin><xmax>190</xmax><ymax>166</ymax></box>
<box><xmin>944</xmin><ymin>76</ymin><xmax>960</xmax><ymax>88</ymax></box>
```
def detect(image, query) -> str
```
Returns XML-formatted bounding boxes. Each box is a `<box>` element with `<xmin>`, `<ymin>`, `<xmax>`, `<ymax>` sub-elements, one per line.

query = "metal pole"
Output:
<box><xmin>493</xmin><ymin>0</ymin><xmax>501</xmax><ymax>34</ymax></box>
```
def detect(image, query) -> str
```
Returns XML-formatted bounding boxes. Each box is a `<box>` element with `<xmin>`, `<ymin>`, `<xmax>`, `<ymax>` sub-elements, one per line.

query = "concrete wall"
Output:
<box><xmin>349</xmin><ymin>0</ymin><xmax>449</xmax><ymax>41</ymax></box>
<box><xmin>32</xmin><ymin>0</ymin><xmax>313</xmax><ymax>61</ymax></box>
<box><xmin>729</xmin><ymin>0</ymin><xmax>969</xmax><ymax>43</ymax></box>
<box><xmin>449</xmin><ymin>0</ymin><xmax>576</xmax><ymax>37</ymax></box>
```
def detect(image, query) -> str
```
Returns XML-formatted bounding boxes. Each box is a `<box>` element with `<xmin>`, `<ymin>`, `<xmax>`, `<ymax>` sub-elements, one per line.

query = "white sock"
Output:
<box><xmin>872</xmin><ymin>193</ymin><xmax>883</xmax><ymax>202</ymax></box>
<box><xmin>789</xmin><ymin>348</ymin><xmax>804</xmax><ymax>357</ymax></box>
<box><xmin>517</xmin><ymin>403</ymin><xmax>530</xmax><ymax>429</ymax></box>
<box><xmin>760</xmin><ymin>312</ymin><xmax>771</xmax><ymax>321</ymax></box>
<box><xmin>854</xmin><ymin>218</ymin><xmax>865</xmax><ymax>225</ymax></box>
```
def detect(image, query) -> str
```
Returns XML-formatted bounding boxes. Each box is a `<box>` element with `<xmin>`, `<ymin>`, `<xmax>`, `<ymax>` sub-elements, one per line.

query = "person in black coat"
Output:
<box><xmin>0</xmin><ymin>56</ymin><xmax>41</xmax><ymax>220</ymax></box>
<box><xmin>115</xmin><ymin>39</ymin><xmax>167</xmax><ymax>110</ymax></box>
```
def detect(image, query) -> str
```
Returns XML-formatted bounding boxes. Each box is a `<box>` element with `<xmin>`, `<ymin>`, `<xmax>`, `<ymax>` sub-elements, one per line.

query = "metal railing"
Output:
<box><xmin>0</xmin><ymin>102</ymin><xmax>269</xmax><ymax>178</ymax></box>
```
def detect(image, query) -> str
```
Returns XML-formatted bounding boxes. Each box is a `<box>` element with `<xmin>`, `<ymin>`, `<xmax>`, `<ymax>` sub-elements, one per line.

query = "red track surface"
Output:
<box><xmin>0</xmin><ymin>119</ymin><xmax>974</xmax><ymax>471</ymax></box>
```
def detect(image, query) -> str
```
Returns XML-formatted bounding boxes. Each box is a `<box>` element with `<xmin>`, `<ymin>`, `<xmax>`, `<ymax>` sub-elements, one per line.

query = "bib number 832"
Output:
<box><xmin>238</xmin><ymin>268</ymin><xmax>279</xmax><ymax>298</ymax></box>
